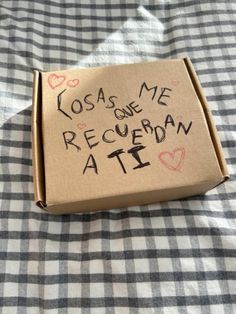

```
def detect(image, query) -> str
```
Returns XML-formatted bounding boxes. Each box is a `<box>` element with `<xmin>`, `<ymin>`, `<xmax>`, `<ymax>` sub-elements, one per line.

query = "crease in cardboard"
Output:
<box><xmin>183</xmin><ymin>58</ymin><xmax>229</xmax><ymax>182</ymax></box>
<box><xmin>32</xmin><ymin>71</ymin><xmax>46</xmax><ymax>209</ymax></box>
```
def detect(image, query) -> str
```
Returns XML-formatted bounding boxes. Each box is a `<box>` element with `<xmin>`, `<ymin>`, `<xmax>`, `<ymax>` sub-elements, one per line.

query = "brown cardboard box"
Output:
<box><xmin>32</xmin><ymin>58</ymin><xmax>229</xmax><ymax>214</ymax></box>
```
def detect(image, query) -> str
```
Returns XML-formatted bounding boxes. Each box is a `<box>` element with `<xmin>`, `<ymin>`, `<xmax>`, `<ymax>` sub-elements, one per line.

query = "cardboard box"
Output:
<box><xmin>32</xmin><ymin>58</ymin><xmax>229</xmax><ymax>214</ymax></box>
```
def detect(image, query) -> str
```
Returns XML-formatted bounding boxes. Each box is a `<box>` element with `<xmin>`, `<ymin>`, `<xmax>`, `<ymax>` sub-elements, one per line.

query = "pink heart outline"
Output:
<box><xmin>77</xmin><ymin>122</ymin><xmax>87</xmax><ymax>130</ymax></box>
<box><xmin>158</xmin><ymin>147</ymin><xmax>185</xmax><ymax>172</ymax></box>
<box><xmin>48</xmin><ymin>73</ymin><xmax>66</xmax><ymax>89</ymax></box>
<box><xmin>67</xmin><ymin>79</ymin><xmax>80</xmax><ymax>88</ymax></box>
<box><xmin>171</xmin><ymin>79</ymin><xmax>180</xmax><ymax>86</ymax></box>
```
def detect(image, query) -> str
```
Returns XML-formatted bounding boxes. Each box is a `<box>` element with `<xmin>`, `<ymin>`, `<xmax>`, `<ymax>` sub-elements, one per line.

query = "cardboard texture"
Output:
<box><xmin>32</xmin><ymin>58</ymin><xmax>229</xmax><ymax>214</ymax></box>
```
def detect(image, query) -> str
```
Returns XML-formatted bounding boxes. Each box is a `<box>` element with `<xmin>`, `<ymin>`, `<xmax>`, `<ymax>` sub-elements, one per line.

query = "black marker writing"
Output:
<box><xmin>139</xmin><ymin>82</ymin><xmax>157</xmax><ymax>100</ymax></box>
<box><xmin>83</xmin><ymin>154</ymin><xmax>98</xmax><ymax>174</ymax></box>
<box><xmin>165</xmin><ymin>114</ymin><xmax>175</xmax><ymax>128</ymax></box>
<box><xmin>57</xmin><ymin>89</ymin><xmax>72</xmax><ymax>120</ymax></box>
<box><xmin>97</xmin><ymin>88</ymin><xmax>105</xmax><ymax>103</ymax></box>
<box><xmin>139</xmin><ymin>82</ymin><xmax>172</xmax><ymax>106</ymax></box>
<box><xmin>158</xmin><ymin>87</ymin><xmax>172</xmax><ymax>106</ymax></box>
<box><xmin>115</xmin><ymin>124</ymin><xmax>128</xmax><ymax>137</ymax></box>
<box><xmin>177</xmin><ymin>121</ymin><xmax>193</xmax><ymax>135</ymax></box>
<box><xmin>63</xmin><ymin>131</ymin><xmax>81</xmax><ymax>151</ymax></box>
<box><xmin>84</xmin><ymin>94</ymin><xmax>95</xmax><ymax>111</ymax></box>
<box><xmin>102</xmin><ymin>129</ymin><xmax>115</xmax><ymax>143</ymax></box>
<box><xmin>141</xmin><ymin>118</ymin><xmax>153</xmax><ymax>134</ymax></box>
<box><xmin>114</xmin><ymin>102</ymin><xmax>142</xmax><ymax>120</ymax></box>
<box><xmin>71</xmin><ymin>99</ymin><xmax>83</xmax><ymax>114</ymax></box>
<box><xmin>131</xmin><ymin>129</ymin><xmax>143</xmax><ymax>145</ymax></box>
<box><xmin>128</xmin><ymin>145</ymin><xmax>150</xmax><ymax>170</ymax></box>
<box><xmin>107</xmin><ymin>148</ymin><xmax>126</xmax><ymax>174</ymax></box>
<box><xmin>154</xmin><ymin>126</ymin><xmax>165</xmax><ymax>143</ymax></box>
<box><xmin>106</xmin><ymin>96</ymin><xmax>117</xmax><ymax>108</ymax></box>
<box><xmin>84</xmin><ymin>129</ymin><xmax>99</xmax><ymax>149</ymax></box>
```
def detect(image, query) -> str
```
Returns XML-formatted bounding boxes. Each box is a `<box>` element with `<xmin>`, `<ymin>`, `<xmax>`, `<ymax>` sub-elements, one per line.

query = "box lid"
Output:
<box><xmin>32</xmin><ymin>58</ymin><xmax>229</xmax><ymax>213</ymax></box>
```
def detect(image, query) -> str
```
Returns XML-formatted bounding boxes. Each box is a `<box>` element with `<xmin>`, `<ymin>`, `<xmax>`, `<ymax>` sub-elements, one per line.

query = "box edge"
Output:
<box><xmin>32</xmin><ymin>70</ymin><xmax>47</xmax><ymax>209</ymax></box>
<box><xmin>45</xmin><ymin>179</ymin><xmax>222</xmax><ymax>214</ymax></box>
<box><xmin>183</xmin><ymin>57</ymin><xmax>229</xmax><ymax>183</ymax></box>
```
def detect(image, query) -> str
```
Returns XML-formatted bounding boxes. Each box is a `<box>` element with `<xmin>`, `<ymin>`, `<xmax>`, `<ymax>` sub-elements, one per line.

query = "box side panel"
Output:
<box><xmin>183</xmin><ymin>58</ymin><xmax>229</xmax><ymax>181</ymax></box>
<box><xmin>46</xmin><ymin>179</ymin><xmax>221</xmax><ymax>214</ymax></box>
<box><xmin>32</xmin><ymin>71</ymin><xmax>46</xmax><ymax>208</ymax></box>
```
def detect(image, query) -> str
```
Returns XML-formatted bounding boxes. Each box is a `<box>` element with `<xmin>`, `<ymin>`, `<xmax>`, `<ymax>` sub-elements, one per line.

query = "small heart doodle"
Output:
<box><xmin>77</xmin><ymin>122</ymin><xmax>87</xmax><ymax>130</ymax></box>
<box><xmin>67</xmin><ymin>79</ymin><xmax>80</xmax><ymax>88</ymax></box>
<box><xmin>171</xmin><ymin>79</ymin><xmax>180</xmax><ymax>86</ymax></box>
<box><xmin>158</xmin><ymin>147</ymin><xmax>185</xmax><ymax>172</ymax></box>
<box><xmin>48</xmin><ymin>73</ymin><xmax>66</xmax><ymax>89</ymax></box>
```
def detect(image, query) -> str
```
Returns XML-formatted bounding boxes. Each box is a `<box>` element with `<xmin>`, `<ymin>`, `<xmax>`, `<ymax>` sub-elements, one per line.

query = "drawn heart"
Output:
<box><xmin>77</xmin><ymin>122</ymin><xmax>87</xmax><ymax>130</ymax></box>
<box><xmin>158</xmin><ymin>147</ymin><xmax>185</xmax><ymax>172</ymax></box>
<box><xmin>48</xmin><ymin>73</ymin><xmax>66</xmax><ymax>89</ymax></box>
<box><xmin>67</xmin><ymin>79</ymin><xmax>80</xmax><ymax>88</ymax></box>
<box><xmin>171</xmin><ymin>79</ymin><xmax>180</xmax><ymax>86</ymax></box>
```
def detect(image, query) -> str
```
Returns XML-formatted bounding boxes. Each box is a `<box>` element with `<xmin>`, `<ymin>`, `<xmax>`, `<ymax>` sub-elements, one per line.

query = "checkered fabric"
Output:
<box><xmin>0</xmin><ymin>0</ymin><xmax>236</xmax><ymax>313</ymax></box>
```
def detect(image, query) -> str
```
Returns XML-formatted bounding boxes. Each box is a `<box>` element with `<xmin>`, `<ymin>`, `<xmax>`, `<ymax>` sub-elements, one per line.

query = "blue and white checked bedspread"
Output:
<box><xmin>0</xmin><ymin>1</ymin><xmax>236</xmax><ymax>313</ymax></box>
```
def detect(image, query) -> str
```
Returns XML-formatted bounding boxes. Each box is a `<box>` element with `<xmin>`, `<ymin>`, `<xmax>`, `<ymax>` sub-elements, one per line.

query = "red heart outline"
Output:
<box><xmin>158</xmin><ymin>147</ymin><xmax>185</xmax><ymax>172</ymax></box>
<box><xmin>48</xmin><ymin>73</ymin><xmax>66</xmax><ymax>89</ymax></box>
<box><xmin>67</xmin><ymin>79</ymin><xmax>80</xmax><ymax>88</ymax></box>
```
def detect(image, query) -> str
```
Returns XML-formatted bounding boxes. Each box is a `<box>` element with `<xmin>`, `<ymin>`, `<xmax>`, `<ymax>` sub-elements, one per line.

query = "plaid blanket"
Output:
<box><xmin>0</xmin><ymin>0</ymin><xmax>235</xmax><ymax>313</ymax></box>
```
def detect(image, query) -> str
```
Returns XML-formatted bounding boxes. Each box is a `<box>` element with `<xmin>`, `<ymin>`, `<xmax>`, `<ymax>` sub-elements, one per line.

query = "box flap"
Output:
<box><xmin>32</xmin><ymin>71</ymin><xmax>46</xmax><ymax>209</ymax></box>
<box><xmin>183</xmin><ymin>58</ymin><xmax>229</xmax><ymax>182</ymax></box>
